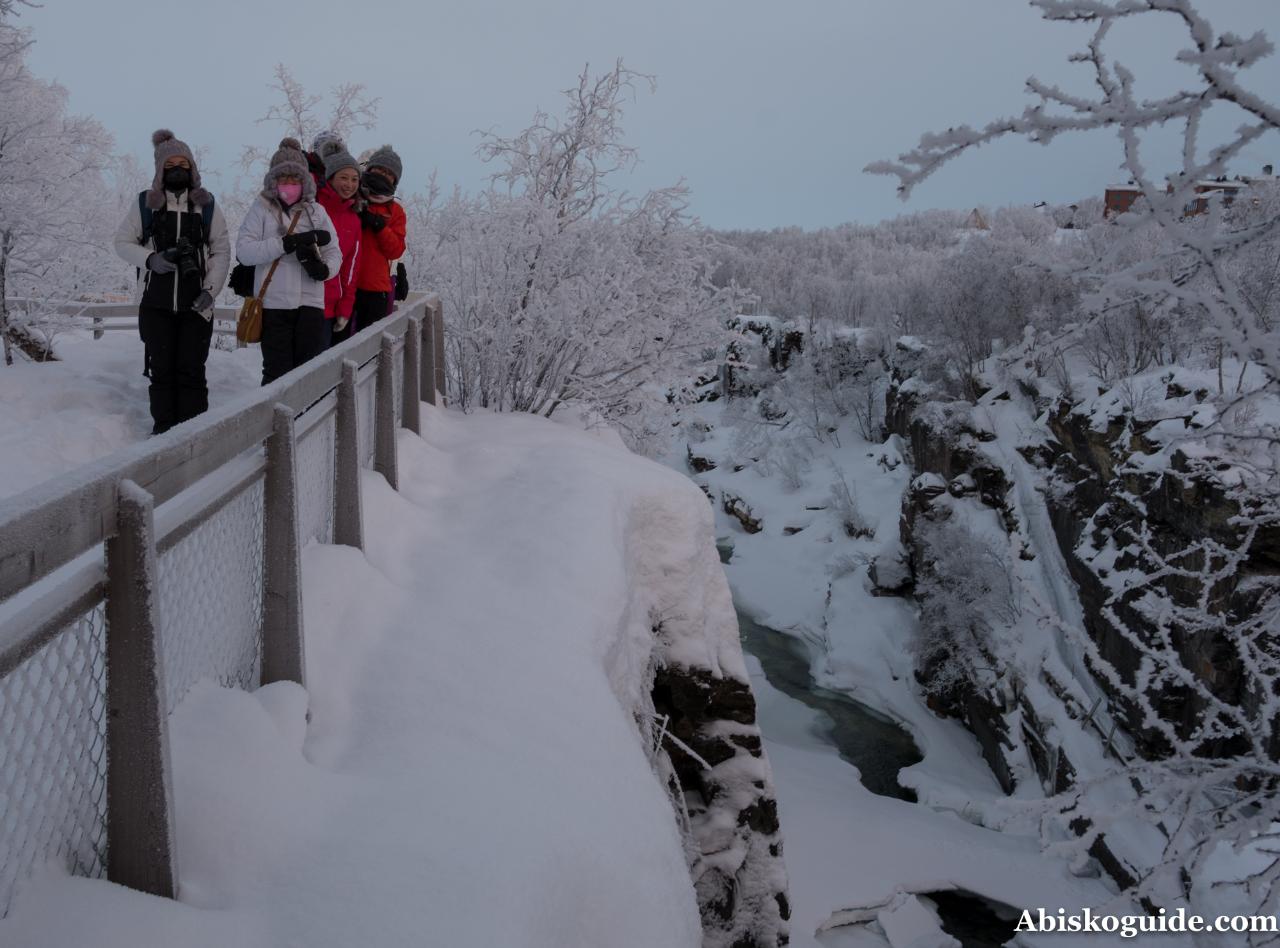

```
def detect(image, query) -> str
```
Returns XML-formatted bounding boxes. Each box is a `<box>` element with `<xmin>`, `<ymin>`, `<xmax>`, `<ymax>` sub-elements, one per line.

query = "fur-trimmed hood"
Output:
<box><xmin>260</xmin><ymin>137</ymin><xmax>317</xmax><ymax>203</ymax></box>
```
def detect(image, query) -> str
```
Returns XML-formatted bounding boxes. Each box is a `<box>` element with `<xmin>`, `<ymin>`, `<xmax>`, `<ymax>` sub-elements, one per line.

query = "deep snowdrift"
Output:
<box><xmin>0</xmin><ymin>403</ymin><xmax>764</xmax><ymax>947</ymax></box>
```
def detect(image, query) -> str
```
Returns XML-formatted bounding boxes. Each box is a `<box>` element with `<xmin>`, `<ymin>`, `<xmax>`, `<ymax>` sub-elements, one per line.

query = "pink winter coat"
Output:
<box><xmin>314</xmin><ymin>178</ymin><xmax>362</xmax><ymax>320</ymax></box>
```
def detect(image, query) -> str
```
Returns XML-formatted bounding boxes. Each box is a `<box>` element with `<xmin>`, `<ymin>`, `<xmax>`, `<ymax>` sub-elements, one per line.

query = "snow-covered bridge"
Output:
<box><xmin>0</xmin><ymin>295</ymin><xmax>445</xmax><ymax>914</ymax></box>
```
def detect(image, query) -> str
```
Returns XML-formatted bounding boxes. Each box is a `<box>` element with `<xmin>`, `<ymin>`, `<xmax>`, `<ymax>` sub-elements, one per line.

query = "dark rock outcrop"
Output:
<box><xmin>652</xmin><ymin>659</ymin><xmax>790</xmax><ymax>947</ymax></box>
<box><xmin>723</xmin><ymin>493</ymin><xmax>763</xmax><ymax>534</ymax></box>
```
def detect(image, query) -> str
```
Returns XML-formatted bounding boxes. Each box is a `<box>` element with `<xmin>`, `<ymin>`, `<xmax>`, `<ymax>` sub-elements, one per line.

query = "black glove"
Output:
<box><xmin>313</xmin><ymin>229</ymin><xmax>331</xmax><ymax>247</ymax></box>
<box><xmin>360</xmin><ymin>209</ymin><xmax>386</xmax><ymax>233</ymax></box>
<box><xmin>146</xmin><ymin>252</ymin><xmax>177</xmax><ymax>274</ymax></box>
<box><xmin>298</xmin><ymin>249</ymin><xmax>329</xmax><ymax>282</ymax></box>
<box><xmin>281</xmin><ymin>230</ymin><xmax>319</xmax><ymax>254</ymax></box>
<box><xmin>192</xmin><ymin>289</ymin><xmax>214</xmax><ymax>312</ymax></box>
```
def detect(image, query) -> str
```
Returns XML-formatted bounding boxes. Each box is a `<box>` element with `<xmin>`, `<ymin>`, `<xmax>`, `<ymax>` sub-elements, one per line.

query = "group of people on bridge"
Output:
<box><xmin>114</xmin><ymin>129</ymin><xmax>410</xmax><ymax>435</ymax></box>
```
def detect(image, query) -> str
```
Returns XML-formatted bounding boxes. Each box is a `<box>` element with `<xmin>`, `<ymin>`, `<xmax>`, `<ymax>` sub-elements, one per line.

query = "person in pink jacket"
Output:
<box><xmin>309</xmin><ymin>133</ymin><xmax>363</xmax><ymax>344</ymax></box>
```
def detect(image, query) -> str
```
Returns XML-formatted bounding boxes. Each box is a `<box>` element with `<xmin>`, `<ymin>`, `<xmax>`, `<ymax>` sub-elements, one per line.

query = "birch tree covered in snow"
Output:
<box><xmin>418</xmin><ymin>62</ymin><xmax>740</xmax><ymax>449</ymax></box>
<box><xmin>870</xmin><ymin>0</ymin><xmax>1280</xmax><ymax>929</ymax></box>
<box><xmin>867</xmin><ymin>0</ymin><xmax>1280</xmax><ymax>394</ymax></box>
<box><xmin>0</xmin><ymin>14</ymin><xmax>113</xmax><ymax>364</ymax></box>
<box><xmin>239</xmin><ymin>64</ymin><xmax>379</xmax><ymax>173</ymax></box>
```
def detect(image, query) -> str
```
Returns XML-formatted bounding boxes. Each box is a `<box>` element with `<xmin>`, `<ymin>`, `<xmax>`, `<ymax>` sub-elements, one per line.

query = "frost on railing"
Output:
<box><xmin>358</xmin><ymin>371</ymin><xmax>376</xmax><ymax>469</ymax></box>
<box><xmin>0</xmin><ymin>604</ymin><xmax>108</xmax><ymax>916</ymax></box>
<box><xmin>392</xmin><ymin>342</ymin><xmax>405</xmax><ymax>430</ymax></box>
<box><xmin>157</xmin><ymin>481</ymin><xmax>266</xmax><ymax>714</ymax></box>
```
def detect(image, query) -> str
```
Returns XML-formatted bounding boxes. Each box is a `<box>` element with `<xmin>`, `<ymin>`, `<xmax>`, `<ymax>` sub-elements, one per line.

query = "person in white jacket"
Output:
<box><xmin>114</xmin><ymin>129</ymin><xmax>231</xmax><ymax>435</ymax></box>
<box><xmin>237</xmin><ymin>137</ymin><xmax>342</xmax><ymax>385</ymax></box>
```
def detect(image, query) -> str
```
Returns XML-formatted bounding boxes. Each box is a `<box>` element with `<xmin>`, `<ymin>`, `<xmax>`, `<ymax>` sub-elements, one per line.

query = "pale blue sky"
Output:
<box><xmin>21</xmin><ymin>0</ymin><xmax>1280</xmax><ymax>229</ymax></box>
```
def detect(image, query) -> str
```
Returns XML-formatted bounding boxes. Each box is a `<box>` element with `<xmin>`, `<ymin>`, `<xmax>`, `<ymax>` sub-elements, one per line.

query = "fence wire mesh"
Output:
<box><xmin>296</xmin><ymin>411</ymin><xmax>336</xmax><ymax>547</ymax></box>
<box><xmin>156</xmin><ymin>480</ymin><xmax>265</xmax><ymax>714</ymax></box>
<box><xmin>0</xmin><ymin>603</ymin><xmax>108</xmax><ymax>917</ymax></box>
<box><xmin>357</xmin><ymin>372</ymin><xmax>376</xmax><ymax>469</ymax></box>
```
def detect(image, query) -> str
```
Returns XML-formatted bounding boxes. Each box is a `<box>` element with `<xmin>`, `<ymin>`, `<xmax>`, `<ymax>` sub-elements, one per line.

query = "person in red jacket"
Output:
<box><xmin>353</xmin><ymin>144</ymin><xmax>407</xmax><ymax>329</ymax></box>
<box><xmin>309</xmin><ymin>134</ymin><xmax>363</xmax><ymax>344</ymax></box>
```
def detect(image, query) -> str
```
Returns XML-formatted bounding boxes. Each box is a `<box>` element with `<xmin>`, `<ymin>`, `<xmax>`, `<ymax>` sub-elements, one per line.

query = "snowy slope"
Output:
<box><xmin>0</xmin><ymin>329</ymin><xmax>260</xmax><ymax>500</ymax></box>
<box><xmin>0</xmin><ymin>404</ymin><xmax>729</xmax><ymax>947</ymax></box>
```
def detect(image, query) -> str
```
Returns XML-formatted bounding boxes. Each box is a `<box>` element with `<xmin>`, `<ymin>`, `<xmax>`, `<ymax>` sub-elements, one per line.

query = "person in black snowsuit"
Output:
<box><xmin>114</xmin><ymin>129</ymin><xmax>231</xmax><ymax>435</ymax></box>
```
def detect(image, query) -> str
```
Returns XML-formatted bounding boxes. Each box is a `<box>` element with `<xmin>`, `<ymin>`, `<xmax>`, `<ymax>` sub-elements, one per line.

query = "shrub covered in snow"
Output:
<box><xmin>911</xmin><ymin>518</ymin><xmax>1018</xmax><ymax>713</ymax></box>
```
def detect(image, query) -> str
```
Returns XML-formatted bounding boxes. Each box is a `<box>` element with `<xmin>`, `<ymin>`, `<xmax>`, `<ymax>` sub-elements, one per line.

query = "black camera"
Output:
<box><xmin>163</xmin><ymin>238</ymin><xmax>202</xmax><ymax>282</ymax></box>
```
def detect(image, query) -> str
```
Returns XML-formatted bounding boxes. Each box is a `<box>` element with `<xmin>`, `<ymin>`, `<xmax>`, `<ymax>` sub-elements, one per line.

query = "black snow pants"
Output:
<box><xmin>260</xmin><ymin>306</ymin><xmax>331</xmax><ymax>385</ymax></box>
<box><xmin>139</xmin><ymin>305</ymin><xmax>214</xmax><ymax>435</ymax></box>
<box><xmin>353</xmin><ymin>289</ymin><xmax>391</xmax><ymax>331</ymax></box>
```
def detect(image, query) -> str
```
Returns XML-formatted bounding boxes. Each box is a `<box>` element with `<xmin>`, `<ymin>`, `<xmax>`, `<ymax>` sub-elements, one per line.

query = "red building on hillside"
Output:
<box><xmin>1104</xmin><ymin>165</ymin><xmax>1273</xmax><ymax>219</ymax></box>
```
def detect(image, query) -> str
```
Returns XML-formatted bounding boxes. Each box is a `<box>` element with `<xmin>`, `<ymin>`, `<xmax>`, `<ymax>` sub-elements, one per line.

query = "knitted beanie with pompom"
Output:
<box><xmin>145</xmin><ymin>129</ymin><xmax>210</xmax><ymax>209</ymax></box>
<box><xmin>261</xmin><ymin>137</ymin><xmax>316</xmax><ymax>202</ymax></box>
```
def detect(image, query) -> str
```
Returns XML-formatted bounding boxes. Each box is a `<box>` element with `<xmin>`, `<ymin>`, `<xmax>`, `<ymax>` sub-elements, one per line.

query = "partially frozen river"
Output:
<box><xmin>735</xmin><ymin>608</ymin><xmax>922</xmax><ymax>802</ymax></box>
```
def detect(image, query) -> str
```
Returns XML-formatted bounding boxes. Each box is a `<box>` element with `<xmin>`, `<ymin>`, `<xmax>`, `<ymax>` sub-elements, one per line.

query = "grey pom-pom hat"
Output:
<box><xmin>146</xmin><ymin>129</ymin><xmax>211</xmax><ymax>210</ymax></box>
<box><xmin>364</xmin><ymin>143</ymin><xmax>403</xmax><ymax>184</ymax></box>
<box><xmin>317</xmin><ymin>136</ymin><xmax>360</xmax><ymax>181</ymax></box>
<box><xmin>261</xmin><ymin>137</ymin><xmax>316</xmax><ymax>202</ymax></box>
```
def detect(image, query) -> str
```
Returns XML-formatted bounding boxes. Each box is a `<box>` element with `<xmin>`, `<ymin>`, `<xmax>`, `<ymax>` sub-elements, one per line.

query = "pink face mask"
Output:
<box><xmin>277</xmin><ymin>182</ymin><xmax>303</xmax><ymax>205</ymax></box>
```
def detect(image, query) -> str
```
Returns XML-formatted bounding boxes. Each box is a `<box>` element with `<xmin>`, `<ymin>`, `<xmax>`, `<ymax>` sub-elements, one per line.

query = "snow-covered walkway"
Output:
<box><xmin>0</xmin><ymin>331</ymin><xmax>260</xmax><ymax>500</ymax></box>
<box><xmin>1</xmin><ymin>405</ymin><xmax>713</xmax><ymax>947</ymax></box>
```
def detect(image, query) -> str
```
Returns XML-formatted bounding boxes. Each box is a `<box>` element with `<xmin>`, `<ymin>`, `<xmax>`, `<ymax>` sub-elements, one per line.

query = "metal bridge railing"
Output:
<box><xmin>0</xmin><ymin>293</ymin><xmax>446</xmax><ymax>915</ymax></box>
<box><xmin>3</xmin><ymin>299</ymin><xmax>245</xmax><ymax>340</ymax></box>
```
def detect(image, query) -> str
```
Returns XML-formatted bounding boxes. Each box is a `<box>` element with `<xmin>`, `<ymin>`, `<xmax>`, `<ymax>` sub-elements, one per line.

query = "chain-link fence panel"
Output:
<box><xmin>156</xmin><ymin>480</ymin><xmax>265</xmax><ymax>714</ymax></box>
<box><xmin>358</xmin><ymin>371</ymin><xmax>376</xmax><ymax>469</ymax></box>
<box><xmin>0</xmin><ymin>603</ymin><xmax>108</xmax><ymax>917</ymax></box>
<box><xmin>296</xmin><ymin>411</ymin><xmax>336</xmax><ymax>547</ymax></box>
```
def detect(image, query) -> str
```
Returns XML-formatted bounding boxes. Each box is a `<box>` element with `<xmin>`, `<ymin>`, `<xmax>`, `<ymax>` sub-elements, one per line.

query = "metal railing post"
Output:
<box><xmin>105</xmin><ymin>479</ymin><xmax>177</xmax><ymax>899</ymax></box>
<box><xmin>421</xmin><ymin>306</ymin><xmax>437</xmax><ymax>407</ymax></box>
<box><xmin>403</xmin><ymin>315</ymin><xmax>422</xmax><ymax>435</ymax></box>
<box><xmin>375</xmin><ymin>333</ymin><xmax>399</xmax><ymax>490</ymax></box>
<box><xmin>334</xmin><ymin>360</ymin><xmax>364</xmax><ymax>550</ymax></box>
<box><xmin>262</xmin><ymin>404</ymin><xmax>306</xmax><ymax>687</ymax></box>
<box><xmin>432</xmin><ymin>302</ymin><xmax>447</xmax><ymax>408</ymax></box>
<box><xmin>92</xmin><ymin>316</ymin><xmax>104</xmax><ymax>340</ymax></box>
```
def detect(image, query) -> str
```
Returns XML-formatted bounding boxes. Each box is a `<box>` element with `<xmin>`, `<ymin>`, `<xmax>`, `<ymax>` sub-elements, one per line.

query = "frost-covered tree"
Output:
<box><xmin>867</xmin><ymin>0</ymin><xmax>1280</xmax><ymax>397</ymax></box>
<box><xmin>912</xmin><ymin>518</ymin><xmax>1019</xmax><ymax>713</ymax></box>
<box><xmin>0</xmin><ymin>17</ymin><xmax>113</xmax><ymax>363</ymax></box>
<box><xmin>240</xmin><ymin>64</ymin><xmax>379</xmax><ymax>174</ymax></box>
<box><xmin>420</xmin><ymin>62</ymin><xmax>740</xmax><ymax>449</ymax></box>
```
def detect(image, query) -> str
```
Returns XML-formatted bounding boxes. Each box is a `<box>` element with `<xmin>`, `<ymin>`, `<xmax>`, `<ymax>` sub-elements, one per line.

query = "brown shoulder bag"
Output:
<box><xmin>236</xmin><ymin>207</ymin><xmax>304</xmax><ymax>345</ymax></box>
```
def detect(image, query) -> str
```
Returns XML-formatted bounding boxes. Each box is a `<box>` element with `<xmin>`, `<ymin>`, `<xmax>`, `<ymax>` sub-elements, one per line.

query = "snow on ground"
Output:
<box><xmin>0</xmin><ymin>328</ymin><xmax>260</xmax><ymax>500</ymax></box>
<box><xmin>1</xmin><ymin>404</ymin><xmax>718</xmax><ymax>947</ymax></box>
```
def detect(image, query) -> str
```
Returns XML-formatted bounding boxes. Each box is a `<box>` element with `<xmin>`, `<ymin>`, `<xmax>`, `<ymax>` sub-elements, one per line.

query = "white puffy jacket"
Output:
<box><xmin>236</xmin><ymin>195</ymin><xmax>342</xmax><ymax>311</ymax></box>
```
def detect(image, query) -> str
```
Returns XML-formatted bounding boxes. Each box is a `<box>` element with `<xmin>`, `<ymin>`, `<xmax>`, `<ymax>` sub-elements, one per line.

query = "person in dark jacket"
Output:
<box><xmin>114</xmin><ymin>129</ymin><xmax>231</xmax><ymax>435</ymax></box>
<box><xmin>353</xmin><ymin>144</ymin><xmax>408</xmax><ymax>329</ymax></box>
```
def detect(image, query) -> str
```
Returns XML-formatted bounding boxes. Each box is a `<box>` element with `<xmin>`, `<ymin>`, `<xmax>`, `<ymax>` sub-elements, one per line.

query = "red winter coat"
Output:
<box><xmin>313</xmin><ymin>177</ymin><xmax>362</xmax><ymax>319</ymax></box>
<box><xmin>355</xmin><ymin>199</ymin><xmax>407</xmax><ymax>294</ymax></box>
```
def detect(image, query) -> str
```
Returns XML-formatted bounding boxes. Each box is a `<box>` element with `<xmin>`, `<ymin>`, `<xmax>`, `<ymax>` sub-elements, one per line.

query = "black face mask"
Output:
<box><xmin>361</xmin><ymin>171</ymin><xmax>395</xmax><ymax>198</ymax></box>
<box><xmin>163</xmin><ymin>167</ymin><xmax>192</xmax><ymax>192</ymax></box>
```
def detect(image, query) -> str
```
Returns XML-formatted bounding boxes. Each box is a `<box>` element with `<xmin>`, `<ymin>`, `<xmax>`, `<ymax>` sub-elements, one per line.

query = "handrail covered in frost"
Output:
<box><xmin>3</xmin><ymin>298</ymin><xmax>244</xmax><ymax>338</ymax></box>
<box><xmin>0</xmin><ymin>293</ymin><xmax>446</xmax><ymax>914</ymax></box>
